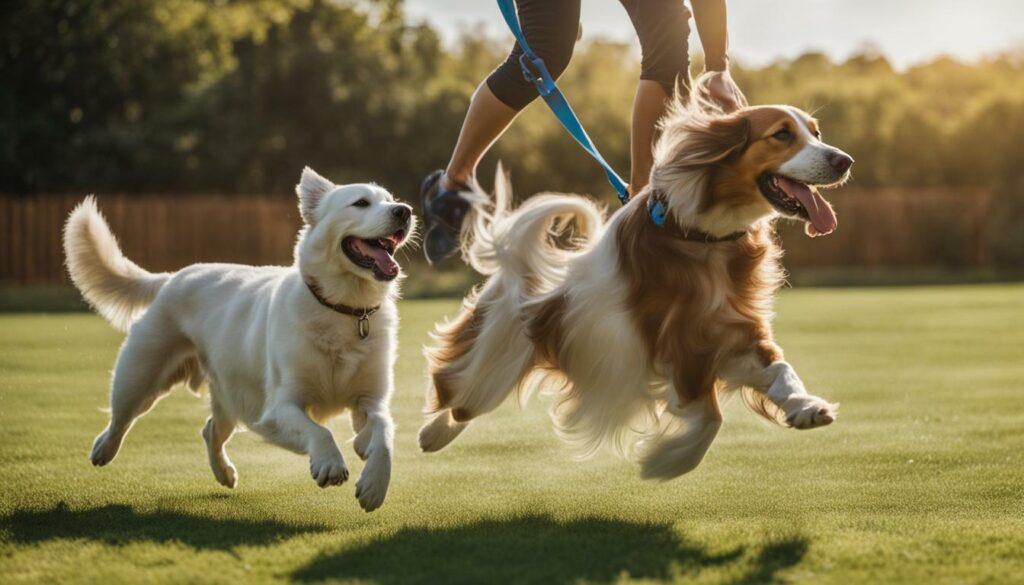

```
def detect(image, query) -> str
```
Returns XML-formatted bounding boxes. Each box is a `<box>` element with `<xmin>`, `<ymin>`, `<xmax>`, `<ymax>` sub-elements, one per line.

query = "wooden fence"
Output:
<box><xmin>0</xmin><ymin>189</ymin><xmax>993</xmax><ymax>286</ymax></box>
<box><xmin>1</xmin><ymin>195</ymin><xmax>302</xmax><ymax>285</ymax></box>
<box><xmin>778</xmin><ymin>188</ymin><xmax>992</xmax><ymax>269</ymax></box>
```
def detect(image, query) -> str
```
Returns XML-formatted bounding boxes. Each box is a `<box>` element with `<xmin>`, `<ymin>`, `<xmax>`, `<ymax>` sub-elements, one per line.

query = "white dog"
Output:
<box><xmin>64</xmin><ymin>168</ymin><xmax>414</xmax><ymax>511</ymax></box>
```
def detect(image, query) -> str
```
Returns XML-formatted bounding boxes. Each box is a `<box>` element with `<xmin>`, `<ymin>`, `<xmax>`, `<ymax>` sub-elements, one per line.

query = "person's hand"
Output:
<box><xmin>706</xmin><ymin>70</ymin><xmax>746</xmax><ymax>113</ymax></box>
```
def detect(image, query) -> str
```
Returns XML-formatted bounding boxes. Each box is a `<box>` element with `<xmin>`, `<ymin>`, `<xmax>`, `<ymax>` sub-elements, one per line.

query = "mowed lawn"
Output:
<box><xmin>1</xmin><ymin>285</ymin><xmax>1022</xmax><ymax>584</ymax></box>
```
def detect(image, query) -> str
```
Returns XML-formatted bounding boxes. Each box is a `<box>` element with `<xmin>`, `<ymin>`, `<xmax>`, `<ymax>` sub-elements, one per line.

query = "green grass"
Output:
<box><xmin>1</xmin><ymin>285</ymin><xmax>1022</xmax><ymax>584</ymax></box>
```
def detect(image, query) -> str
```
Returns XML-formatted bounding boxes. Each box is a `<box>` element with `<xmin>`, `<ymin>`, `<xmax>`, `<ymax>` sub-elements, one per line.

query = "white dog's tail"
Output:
<box><xmin>462</xmin><ymin>164</ymin><xmax>605</xmax><ymax>292</ymax></box>
<box><xmin>63</xmin><ymin>196</ymin><xmax>171</xmax><ymax>332</ymax></box>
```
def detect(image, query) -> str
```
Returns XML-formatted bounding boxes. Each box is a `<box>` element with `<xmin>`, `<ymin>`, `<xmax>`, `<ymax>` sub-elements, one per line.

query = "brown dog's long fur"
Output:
<box><xmin>615</xmin><ymin>192</ymin><xmax>787</xmax><ymax>424</ymax></box>
<box><xmin>427</xmin><ymin>294</ymin><xmax>490</xmax><ymax>422</ymax></box>
<box><xmin>420</xmin><ymin>75</ymin><xmax>849</xmax><ymax>477</ymax></box>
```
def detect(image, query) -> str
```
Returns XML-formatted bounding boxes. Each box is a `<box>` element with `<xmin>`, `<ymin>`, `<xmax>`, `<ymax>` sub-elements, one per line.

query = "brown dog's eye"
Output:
<box><xmin>352</xmin><ymin>199</ymin><xmax>370</xmax><ymax>208</ymax></box>
<box><xmin>772</xmin><ymin>129</ymin><xmax>793</xmax><ymax>142</ymax></box>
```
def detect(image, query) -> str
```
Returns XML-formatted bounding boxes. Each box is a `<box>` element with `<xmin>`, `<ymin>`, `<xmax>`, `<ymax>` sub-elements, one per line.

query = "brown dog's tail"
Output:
<box><xmin>461</xmin><ymin>164</ymin><xmax>605</xmax><ymax>292</ymax></box>
<box><xmin>63</xmin><ymin>197</ymin><xmax>171</xmax><ymax>332</ymax></box>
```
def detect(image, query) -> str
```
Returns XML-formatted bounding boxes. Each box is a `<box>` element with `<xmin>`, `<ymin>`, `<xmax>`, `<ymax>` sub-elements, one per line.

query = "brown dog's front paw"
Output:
<box><xmin>785</xmin><ymin>397</ymin><xmax>838</xmax><ymax>429</ymax></box>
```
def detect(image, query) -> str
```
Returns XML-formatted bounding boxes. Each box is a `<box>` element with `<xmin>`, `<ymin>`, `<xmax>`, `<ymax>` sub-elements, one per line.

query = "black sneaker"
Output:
<box><xmin>421</xmin><ymin>170</ymin><xmax>472</xmax><ymax>265</ymax></box>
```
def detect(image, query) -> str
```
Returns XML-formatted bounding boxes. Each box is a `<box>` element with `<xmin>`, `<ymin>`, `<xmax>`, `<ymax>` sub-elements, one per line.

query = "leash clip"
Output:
<box><xmin>499</xmin><ymin>0</ymin><xmax>628</xmax><ymax>209</ymax></box>
<box><xmin>648</xmin><ymin>193</ymin><xmax>668</xmax><ymax>227</ymax></box>
<box><xmin>518</xmin><ymin>54</ymin><xmax>555</xmax><ymax>96</ymax></box>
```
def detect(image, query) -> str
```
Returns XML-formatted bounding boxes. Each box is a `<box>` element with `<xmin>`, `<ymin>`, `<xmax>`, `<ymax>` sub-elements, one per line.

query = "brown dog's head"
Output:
<box><xmin>651</xmin><ymin>77</ymin><xmax>853</xmax><ymax>237</ymax></box>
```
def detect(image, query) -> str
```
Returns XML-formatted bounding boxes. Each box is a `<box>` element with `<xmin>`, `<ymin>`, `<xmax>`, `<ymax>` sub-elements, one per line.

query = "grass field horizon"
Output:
<box><xmin>1</xmin><ymin>284</ymin><xmax>1022</xmax><ymax>584</ymax></box>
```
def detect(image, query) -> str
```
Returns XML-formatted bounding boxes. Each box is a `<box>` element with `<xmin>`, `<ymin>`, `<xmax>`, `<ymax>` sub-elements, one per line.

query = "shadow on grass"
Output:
<box><xmin>293</xmin><ymin>515</ymin><xmax>808</xmax><ymax>585</ymax></box>
<box><xmin>732</xmin><ymin>537</ymin><xmax>810</xmax><ymax>585</ymax></box>
<box><xmin>1</xmin><ymin>502</ymin><xmax>325</xmax><ymax>552</ymax></box>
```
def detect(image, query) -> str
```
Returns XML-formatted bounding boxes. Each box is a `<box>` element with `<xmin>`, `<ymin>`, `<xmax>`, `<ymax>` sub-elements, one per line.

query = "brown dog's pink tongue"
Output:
<box><xmin>777</xmin><ymin>176</ymin><xmax>837</xmax><ymax>237</ymax></box>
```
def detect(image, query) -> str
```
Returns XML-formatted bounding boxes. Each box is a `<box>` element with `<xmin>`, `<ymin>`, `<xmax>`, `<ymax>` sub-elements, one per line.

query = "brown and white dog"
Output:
<box><xmin>419</xmin><ymin>79</ymin><xmax>853</xmax><ymax>479</ymax></box>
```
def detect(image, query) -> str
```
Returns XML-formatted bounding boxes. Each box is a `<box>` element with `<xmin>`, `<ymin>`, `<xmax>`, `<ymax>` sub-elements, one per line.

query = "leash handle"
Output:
<box><xmin>496</xmin><ymin>0</ymin><xmax>630</xmax><ymax>206</ymax></box>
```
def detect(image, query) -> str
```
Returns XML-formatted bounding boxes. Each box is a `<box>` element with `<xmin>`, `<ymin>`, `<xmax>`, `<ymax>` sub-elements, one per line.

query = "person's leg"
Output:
<box><xmin>620</xmin><ymin>0</ymin><xmax>692</xmax><ymax>195</ymax></box>
<box><xmin>628</xmin><ymin>80</ymin><xmax>670</xmax><ymax>196</ymax></box>
<box><xmin>442</xmin><ymin>84</ymin><xmax>518</xmax><ymax>190</ymax></box>
<box><xmin>423</xmin><ymin>0</ymin><xmax>580</xmax><ymax>264</ymax></box>
<box><xmin>444</xmin><ymin>0</ymin><xmax>581</xmax><ymax>187</ymax></box>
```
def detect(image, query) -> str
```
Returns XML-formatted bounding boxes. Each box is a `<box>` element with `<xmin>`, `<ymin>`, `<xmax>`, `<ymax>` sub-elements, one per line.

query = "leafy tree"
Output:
<box><xmin>1</xmin><ymin>0</ymin><xmax>1022</xmax><ymax>267</ymax></box>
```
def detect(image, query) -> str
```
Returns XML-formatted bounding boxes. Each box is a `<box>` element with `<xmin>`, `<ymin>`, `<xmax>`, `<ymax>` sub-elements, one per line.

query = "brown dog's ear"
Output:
<box><xmin>296</xmin><ymin>167</ymin><xmax>336</xmax><ymax>225</ymax></box>
<box><xmin>658</xmin><ymin>113</ymin><xmax>750</xmax><ymax>171</ymax></box>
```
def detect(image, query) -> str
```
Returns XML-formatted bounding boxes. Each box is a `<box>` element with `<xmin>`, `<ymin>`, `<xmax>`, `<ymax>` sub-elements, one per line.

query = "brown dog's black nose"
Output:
<box><xmin>828</xmin><ymin>151</ymin><xmax>854</xmax><ymax>174</ymax></box>
<box><xmin>392</xmin><ymin>205</ymin><xmax>411</xmax><ymax>222</ymax></box>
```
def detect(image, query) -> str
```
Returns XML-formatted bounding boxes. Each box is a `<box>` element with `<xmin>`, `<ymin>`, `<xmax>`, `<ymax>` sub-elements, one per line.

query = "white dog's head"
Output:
<box><xmin>295</xmin><ymin>167</ymin><xmax>415</xmax><ymax>288</ymax></box>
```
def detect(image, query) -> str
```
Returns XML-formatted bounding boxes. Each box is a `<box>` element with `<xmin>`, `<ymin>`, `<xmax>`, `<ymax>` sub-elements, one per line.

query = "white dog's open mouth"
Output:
<box><xmin>342</xmin><ymin>229</ymin><xmax>406</xmax><ymax>281</ymax></box>
<box><xmin>757</xmin><ymin>173</ymin><xmax>837</xmax><ymax>237</ymax></box>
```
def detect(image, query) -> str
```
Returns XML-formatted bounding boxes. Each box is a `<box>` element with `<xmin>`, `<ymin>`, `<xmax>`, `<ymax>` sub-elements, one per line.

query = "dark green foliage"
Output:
<box><xmin>3</xmin><ymin>1</ymin><xmax>1022</xmax><ymax>196</ymax></box>
<box><xmin>2</xmin><ymin>1</ymin><xmax>1022</xmax><ymax>264</ymax></box>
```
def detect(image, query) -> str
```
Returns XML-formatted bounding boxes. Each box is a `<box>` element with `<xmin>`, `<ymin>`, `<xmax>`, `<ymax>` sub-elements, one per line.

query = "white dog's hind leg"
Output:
<box><xmin>252</xmin><ymin>401</ymin><xmax>348</xmax><ymax>488</ymax></box>
<box><xmin>91</xmin><ymin>313</ymin><xmax>190</xmax><ymax>466</ymax></box>
<box><xmin>351</xmin><ymin>409</ymin><xmax>369</xmax><ymax>459</ymax></box>
<box><xmin>353</xmin><ymin>399</ymin><xmax>394</xmax><ymax>512</ymax></box>
<box><xmin>202</xmin><ymin>405</ymin><xmax>238</xmax><ymax>488</ymax></box>
<box><xmin>418</xmin><ymin>409</ymin><xmax>469</xmax><ymax>452</ymax></box>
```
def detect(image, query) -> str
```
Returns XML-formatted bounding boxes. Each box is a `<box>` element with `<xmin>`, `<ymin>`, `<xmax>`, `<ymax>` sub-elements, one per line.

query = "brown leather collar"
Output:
<box><xmin>305</xmin><ymin>280</ymin><xmax>379</xmax><ymax>339</ymax></box>
<box><xmin>649</xmin><ymin>190</ymin><xmax>747</xmax><ymax>243</ymax></box>
<box><xmin>677</xmin><ymin>227</ymin><xmax>747</xmax><ymax>243</ymax></box>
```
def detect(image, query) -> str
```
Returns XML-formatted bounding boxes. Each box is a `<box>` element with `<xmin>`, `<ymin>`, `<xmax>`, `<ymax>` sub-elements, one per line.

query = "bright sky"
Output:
<box><xmin>404</xmin><ymin>0</ymin><xmax>1023</xmax><ymax>70</ymax></box>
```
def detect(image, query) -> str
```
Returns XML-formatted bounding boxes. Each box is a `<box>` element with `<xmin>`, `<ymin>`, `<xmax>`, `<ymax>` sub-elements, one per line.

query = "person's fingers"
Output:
<box><xmin>733</xmin><ymin>86</ymin><xmax>748</xmax><ymax>108</ymax></box>
<box><xmin>718</xmin><ymin>93</ymin><xmax>739</xmax><ymax>112</ymax></box>
<box><xmin>728</xmin><ymin>92</ymin><xmax>744</xmax><ymax>111</ymax></box>
<box><xmin>716</xmin><ymin>80</ymin><xmax>746</xmax><ymax>112</ymax></box>
<box><xmin>708</xmin><ymin>81</ymin><xmax>734</xmax><ymax>112</ymax></box>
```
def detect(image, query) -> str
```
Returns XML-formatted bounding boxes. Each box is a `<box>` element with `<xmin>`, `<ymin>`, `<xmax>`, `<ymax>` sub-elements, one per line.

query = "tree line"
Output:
<box><xmin>2</xmin><ymin>0</ymin><xmax>1022</xmax><ymax>264</ymax></box>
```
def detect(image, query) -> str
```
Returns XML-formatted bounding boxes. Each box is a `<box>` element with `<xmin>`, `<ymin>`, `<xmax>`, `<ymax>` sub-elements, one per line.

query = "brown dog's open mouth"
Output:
<box><xmin>758</xmin><ymin>173</ymin><xmax>837</xmax><ymax>237</ymax></box>
<box><xmin>342</xmin><ymin>228</ymin><xmax>406</xmax><ymax>281</ymax></box>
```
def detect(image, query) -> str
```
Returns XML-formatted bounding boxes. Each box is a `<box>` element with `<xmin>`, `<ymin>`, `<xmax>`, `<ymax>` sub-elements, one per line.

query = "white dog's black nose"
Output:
<box><xmin>392</xmin><ymin>205</ymin><xmax>412</xmax><ymax>222</ymax></box>
<box><xmin>828</xmin><ymin>151</ymin><xmax>854</xmax><ymax>174</ymax></box>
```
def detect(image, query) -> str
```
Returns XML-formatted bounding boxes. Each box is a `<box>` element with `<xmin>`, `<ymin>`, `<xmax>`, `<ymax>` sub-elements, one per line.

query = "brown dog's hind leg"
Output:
<box><xmin>418</xmin><ymin>409</ymin><xmax>469</xmax><ymax>452</ymax></box>
<box><xmin>419</xmin><ymin>302</ymin><xmax>485</xmax><ymax>452</ymax></box>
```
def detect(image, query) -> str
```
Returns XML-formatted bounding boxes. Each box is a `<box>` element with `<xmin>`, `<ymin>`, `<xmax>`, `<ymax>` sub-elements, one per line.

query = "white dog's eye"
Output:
<box><xmin>352</xmin><ymin>199</ymin><xmax>370</xmax><ymax>208</ymax></box>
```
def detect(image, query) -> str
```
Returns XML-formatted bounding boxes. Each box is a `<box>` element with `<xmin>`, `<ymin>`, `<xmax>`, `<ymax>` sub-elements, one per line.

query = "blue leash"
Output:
<box><xmin>496</xmin><ymin>0</ymin><xmax>667</xmax><ymax>225</ymax></box>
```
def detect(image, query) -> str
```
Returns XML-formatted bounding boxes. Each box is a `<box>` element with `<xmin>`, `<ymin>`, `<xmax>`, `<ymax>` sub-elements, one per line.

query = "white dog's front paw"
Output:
<box><xmin>784</xmin><ymin>396</ymin><xmax>838</xmax><ymax>429</ymax></box>
<box><xmin>90</xmin><ymin>428</ymin><xmax>123</xmax><ymax>466</ymax></box>
<box><xmin>211</xmin><ymin>460</ymin><xmax>238</xmax><ymax>489</ymax></box>
<box><xmin>310</xmin><ymin>450</ymin><xmax>348</xmax><ymax>488</ymax></box>
<box><xmin>355</xmin><ymin>461</ymin><xmax>390</xmax><ymax>512</ymax></box>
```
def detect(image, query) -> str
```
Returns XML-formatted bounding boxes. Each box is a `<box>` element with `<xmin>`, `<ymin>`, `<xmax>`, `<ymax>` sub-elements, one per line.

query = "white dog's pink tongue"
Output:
<box><xmin>777</xmin><ymin>176</ymin><xmax>837</xmax><ymax>237</ymax></box>
<box><xmin>354</xmin><ymin>240</ymin><xmax>398</xmax><ymax>276</ymax></box>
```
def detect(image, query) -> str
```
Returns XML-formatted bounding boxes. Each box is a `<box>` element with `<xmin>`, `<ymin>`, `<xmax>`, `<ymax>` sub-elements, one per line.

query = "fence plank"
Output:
<box><xmin>0</xmin><ymin>189</ymin><xmax>994</xmax><ymax>285</ymax></box>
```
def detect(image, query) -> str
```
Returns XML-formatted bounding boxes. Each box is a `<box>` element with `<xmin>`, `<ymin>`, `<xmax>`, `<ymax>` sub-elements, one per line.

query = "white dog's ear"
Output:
<box><xmin>296</xmin><ymin>167</ymin><xmax>336</xmax><ymax>224</ymax></box>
